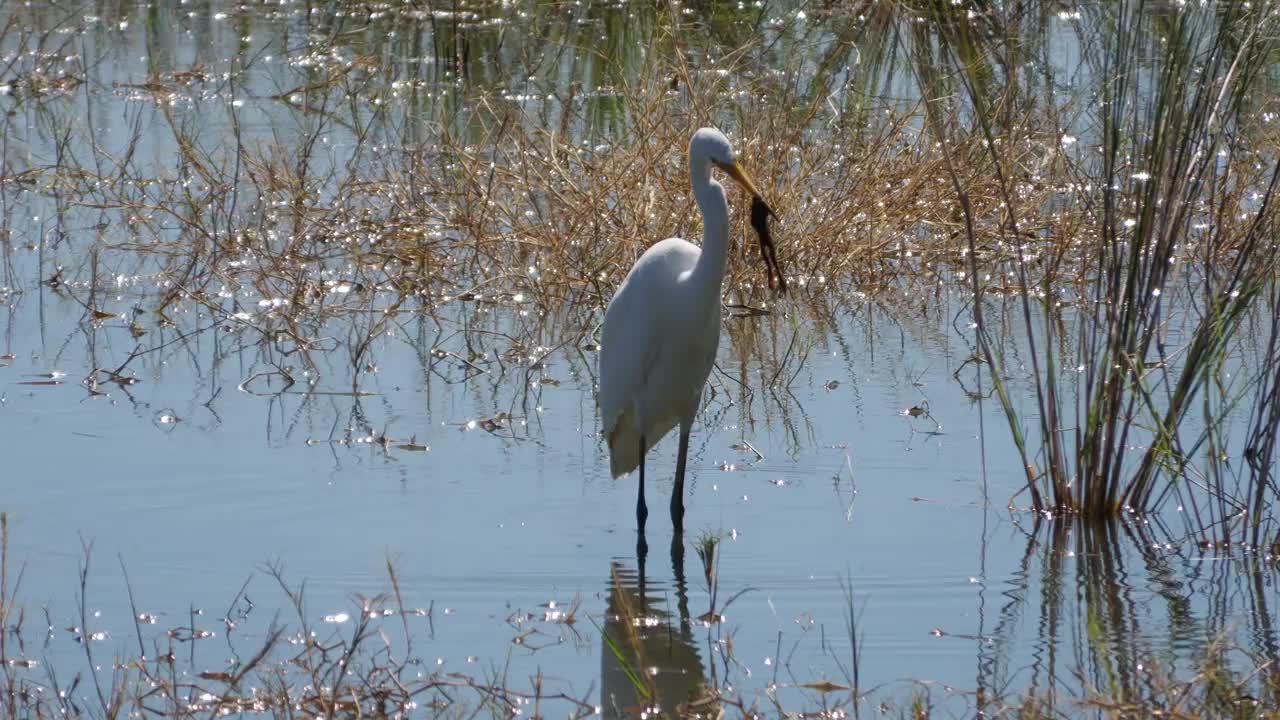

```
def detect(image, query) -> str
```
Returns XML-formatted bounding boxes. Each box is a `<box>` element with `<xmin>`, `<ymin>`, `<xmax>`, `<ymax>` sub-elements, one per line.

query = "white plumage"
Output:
<box><xmin>599</xmin><ymin>236</ymin><xmax>719</xmax><ymax>477</ymax></box>
<box><xmin>598</xmin><ymin>127</ymin><xmax>768</xmax><ymax>533</ymax></box>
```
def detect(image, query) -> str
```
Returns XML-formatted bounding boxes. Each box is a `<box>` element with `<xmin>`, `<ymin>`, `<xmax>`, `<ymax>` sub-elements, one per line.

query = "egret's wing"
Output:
<box><xmin>598</xmin><ymin>239</ymin><xmax>699</xmax><ymax>477</ymax></box>
<box><xmin>598</xmin><ymin>270</ymin><xmax>660</xmax><ymax>437</ymax></box>
<box><xmin>598</xmin><ymin>272</ymin><xmax>662</xmax><ymax>478</ymax></box>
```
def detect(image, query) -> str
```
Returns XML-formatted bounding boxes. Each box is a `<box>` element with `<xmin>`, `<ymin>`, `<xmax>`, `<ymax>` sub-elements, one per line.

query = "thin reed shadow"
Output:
<box><xmin>976</xmin><ymin>515</ymin><xmax>1280</xmax><ymax>715</ymax></box>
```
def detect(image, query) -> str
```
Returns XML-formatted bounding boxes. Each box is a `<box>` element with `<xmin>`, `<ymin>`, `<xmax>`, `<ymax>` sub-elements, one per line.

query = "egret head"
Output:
<box><xmin>690</xmin><ymin>127</ymin><xmax>735</xmax><ymax>166</ymax></box>
<box><xmin>689</xmin><ymin>127</ymin><xmax>764</xmax><ymax>199</ymax></box>
<box><xmin>688</xmin><ymin>127</ymin><xmax>787</xmax><ymax>293</ymax></box>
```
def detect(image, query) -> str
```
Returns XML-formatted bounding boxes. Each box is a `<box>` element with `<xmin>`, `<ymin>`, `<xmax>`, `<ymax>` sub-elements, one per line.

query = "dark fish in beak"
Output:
<box><xmin>750</xmin><ymin>195</ymin><xmax>787</xmax><ymax>294</ymax></box>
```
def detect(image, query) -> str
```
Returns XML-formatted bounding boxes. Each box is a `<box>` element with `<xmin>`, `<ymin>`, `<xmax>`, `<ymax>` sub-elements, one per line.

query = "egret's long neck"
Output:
<box><xmin>690</xmin><ymin>159</ymin><xmax>730</xmax><ymax>300</ymax></box>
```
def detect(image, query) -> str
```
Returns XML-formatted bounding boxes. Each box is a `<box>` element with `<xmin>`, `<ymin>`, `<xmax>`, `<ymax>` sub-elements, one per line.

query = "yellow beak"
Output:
<box><xmin>715</xmin><ymin>159</ymin><xmax>764</xmax><ymax>200</ymax></box>
<box><xmin>715</xmin><ymin>158</ymin><xmax>787</xmax><ymax>293</ymax></box>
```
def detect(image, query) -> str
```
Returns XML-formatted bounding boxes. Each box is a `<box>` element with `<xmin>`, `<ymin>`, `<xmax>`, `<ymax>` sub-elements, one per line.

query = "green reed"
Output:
<box><xmin>917</xmin><ymin>0</ymin><xmax>1280</xmax><ymax>538</ymax></box>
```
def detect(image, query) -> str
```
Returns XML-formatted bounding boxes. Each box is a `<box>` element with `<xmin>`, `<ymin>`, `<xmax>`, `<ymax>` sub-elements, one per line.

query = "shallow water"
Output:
<box><xmin>2</xmin><ymin>1</ymin><xmax>1278</xmax><ymax>716</ymax></box>
<box><xmin>6</xmin><ymin>276</ymin><xmax>1270</xmax><ymax>711</ymax></box>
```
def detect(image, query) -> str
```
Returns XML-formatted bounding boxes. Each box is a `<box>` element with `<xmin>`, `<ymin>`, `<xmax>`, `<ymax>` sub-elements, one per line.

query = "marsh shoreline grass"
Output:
<box><xmin>7</xmin><ymin>3</ymin><xmax>1279</xmax><ymax>483</ymax></box>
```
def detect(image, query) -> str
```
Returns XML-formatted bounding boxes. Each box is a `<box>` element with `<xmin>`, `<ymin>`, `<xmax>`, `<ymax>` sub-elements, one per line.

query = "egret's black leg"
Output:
<box><xmin>637</xmin><ymin>434</ymin><xmax>648</xmax><ymax>558</ymax></box>
<box><xmin>672</xmin><ymin>427</ymin><xmax>690</xmax><ymax>532</ymax></box>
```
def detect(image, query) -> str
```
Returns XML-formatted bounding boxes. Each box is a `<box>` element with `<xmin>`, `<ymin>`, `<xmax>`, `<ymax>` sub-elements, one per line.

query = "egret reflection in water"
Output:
<box><xmin>601</xmin><ymin>536</ymin><xmax>709</xmax><ymax>719</ymax></box>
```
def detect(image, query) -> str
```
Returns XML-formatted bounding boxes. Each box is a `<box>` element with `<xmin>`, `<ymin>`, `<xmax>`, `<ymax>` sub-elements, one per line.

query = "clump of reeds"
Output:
<box><xmin>915</xmin><ymin>1</ymin><xmax>1280</xmax><ymax>543</ymax></box>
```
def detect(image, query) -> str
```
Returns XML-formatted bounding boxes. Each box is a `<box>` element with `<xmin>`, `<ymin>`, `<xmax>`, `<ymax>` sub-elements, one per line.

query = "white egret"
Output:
<box><xmin>598</xmin><ymin>127</ymin><xmax>784</xmax><ymax>537</ymax></box>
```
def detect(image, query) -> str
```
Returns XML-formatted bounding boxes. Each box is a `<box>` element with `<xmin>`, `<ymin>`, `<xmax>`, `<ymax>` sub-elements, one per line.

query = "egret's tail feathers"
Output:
<box><xmin>605</xmin><ymin>412</ymin><xmax>682</xmax><ymax>479</ymax></box>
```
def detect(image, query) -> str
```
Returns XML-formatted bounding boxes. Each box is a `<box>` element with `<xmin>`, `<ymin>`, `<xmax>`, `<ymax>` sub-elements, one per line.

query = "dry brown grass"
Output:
<box><xmin>7</xmin><ymin>1</ymin><xmax>1271</xmax><ymax>417</ymax></box>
